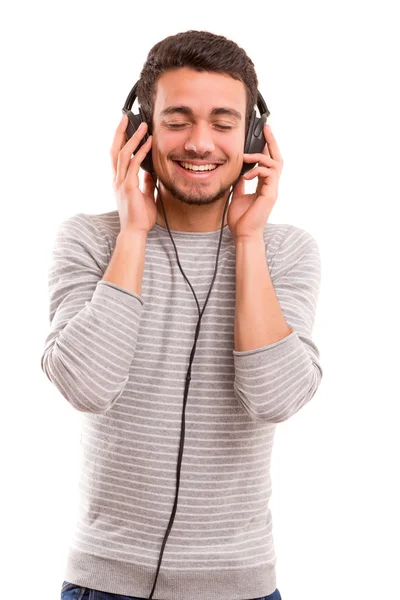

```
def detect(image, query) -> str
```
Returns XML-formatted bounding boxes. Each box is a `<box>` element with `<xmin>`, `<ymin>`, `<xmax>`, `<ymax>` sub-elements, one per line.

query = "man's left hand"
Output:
<box><xmin>227</xmin><ymin>123</ymin><xmax>284</xmax><ymax>241</ymax></box>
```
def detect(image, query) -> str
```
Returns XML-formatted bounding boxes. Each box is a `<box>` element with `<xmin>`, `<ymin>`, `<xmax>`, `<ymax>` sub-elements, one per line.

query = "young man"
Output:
<box><xmin>42</xmin><ymin>30</ymin><xmax>323</xmax><ymax>600</ymax></box>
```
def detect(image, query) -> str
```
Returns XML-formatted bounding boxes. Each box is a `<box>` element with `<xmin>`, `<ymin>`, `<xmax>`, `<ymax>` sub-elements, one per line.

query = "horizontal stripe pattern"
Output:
<box><xmin>40</xmin><ymin>211</ymin><xmax>322</xmax><ymax>599</ymax></box>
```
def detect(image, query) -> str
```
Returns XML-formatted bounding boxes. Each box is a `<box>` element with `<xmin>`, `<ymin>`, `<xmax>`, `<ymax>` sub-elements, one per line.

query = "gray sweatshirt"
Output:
<box><xmin>40</xmin><ymin>210</ymin><xmax>323</xmax><ymax>600</ymax></box>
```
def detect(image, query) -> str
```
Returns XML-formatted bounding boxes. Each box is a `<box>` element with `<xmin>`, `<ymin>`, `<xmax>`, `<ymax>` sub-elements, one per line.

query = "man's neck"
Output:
<box><xmin>155</xmin><ymin>189</ymin><xmax>230</xmax><ymax>233</ymax></box>
<box><xmin>155</xmin><ymin>210</ymin><xmax>228</xmax><ymax>233</ymax></box>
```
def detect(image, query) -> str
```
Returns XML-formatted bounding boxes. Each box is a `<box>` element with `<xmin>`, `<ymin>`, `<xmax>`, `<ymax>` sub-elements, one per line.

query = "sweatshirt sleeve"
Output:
<box><xmin>232</xmin><ymin>224</ymin><xmax>323</xmax><ymax>423</ymax></box>
<box><xmin>40</xmin><ymin>212</ymin><xmax>145</xmax><ymax>413</ymax></box>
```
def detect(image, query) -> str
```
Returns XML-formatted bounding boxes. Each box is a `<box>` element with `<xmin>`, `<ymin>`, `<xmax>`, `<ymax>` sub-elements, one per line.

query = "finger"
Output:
<box><xmin>242</xmin><ymin>153</ymin><xmax>277</xmax><ymax>165</ymax></box>
<box><xmin>123</xmin><ymin>135</ymin><xmax>153</xmax><ymax>188</ymax></box>
<box><xmin>110</xmin><ymin>114</ymin><xmax>130</xmax><ymax>179</ymax></box>
<box><xmin>115</xmin><ymin>124</ymin><xmax>149</xmax><ymax>185</ymax></box>
<box><xmin>115</xmin><ymin>122</ymin><xmax>148</xmax><ymax>182</ymax></box>
<box><xmin>263</xmin><ymin>123</ymin><xmax>283</xmax><ymax>162</ymax></box>
<box><xmin>262</xmin><ymin>124</ymin><xmax>271</xmax><ymax>157</ymax></box>
<box><xmin>243</xmin><ymin>166</ymin><xmax>273</xmax><ymax>180</ymax></box>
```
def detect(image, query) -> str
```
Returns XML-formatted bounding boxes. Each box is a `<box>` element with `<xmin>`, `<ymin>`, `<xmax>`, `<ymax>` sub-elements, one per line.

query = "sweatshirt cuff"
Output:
<box><xmin>95</xmin><ymin>280</ymin><xmax>144</xmax><ymax>308</ymax></box>
<box><xmin>233</xmin><ymin>330</ymin><xmax>297</xmax><ymax>357</ymax></box>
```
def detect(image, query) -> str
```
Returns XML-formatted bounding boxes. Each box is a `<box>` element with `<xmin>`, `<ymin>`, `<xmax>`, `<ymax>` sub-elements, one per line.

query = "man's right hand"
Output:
<box><xmin>110</xmin><ymin>114</ymin><xmax>157</xmax><ymax>234</ymax></box>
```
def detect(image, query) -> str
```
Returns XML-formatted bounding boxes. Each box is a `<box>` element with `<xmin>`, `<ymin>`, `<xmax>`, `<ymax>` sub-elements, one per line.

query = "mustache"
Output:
<box><xmin>171</xmin><ymin>156</ymin><xmax>225</xmax><ymax>164</ymax></box>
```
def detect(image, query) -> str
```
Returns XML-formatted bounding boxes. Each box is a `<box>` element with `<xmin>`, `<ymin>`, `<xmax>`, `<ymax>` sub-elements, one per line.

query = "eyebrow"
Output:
<box><xmin>160</xmin><ymin>105</ymin><xmax>242</xmax><ymax>120</ymax></box>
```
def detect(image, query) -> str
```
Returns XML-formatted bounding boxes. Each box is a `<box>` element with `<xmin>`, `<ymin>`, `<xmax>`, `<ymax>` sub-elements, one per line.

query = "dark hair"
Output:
<box><xmin>136</xmin><ymin>30</ymin><xmax>258</xmax><ymax>132</ymax></box>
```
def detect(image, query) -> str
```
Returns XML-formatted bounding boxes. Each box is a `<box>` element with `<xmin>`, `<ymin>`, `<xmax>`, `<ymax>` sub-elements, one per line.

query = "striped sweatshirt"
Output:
<box><xmin>40</xmin><ymin>210</ymin><xmax>323</xmax><ymax>600</ymax></box>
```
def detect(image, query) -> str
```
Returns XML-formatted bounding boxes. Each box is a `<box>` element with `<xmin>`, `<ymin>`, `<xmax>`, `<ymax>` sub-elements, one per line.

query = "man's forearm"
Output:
<box><xmin>102</xmin><ymin>230</ymin><xmax>147</xmax><ymax>295</ymax></box>
<box><xmin>234</xmin><ymin>235</ymin><xmax>293</xmax><ymax>352</ymax></box>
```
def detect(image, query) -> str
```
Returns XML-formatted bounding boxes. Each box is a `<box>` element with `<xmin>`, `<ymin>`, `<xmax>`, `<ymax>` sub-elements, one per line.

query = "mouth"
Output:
<box><xmin>173</xmin><ymin>160</ymin><xmax>223</xmax><ymax>180</ymax></box>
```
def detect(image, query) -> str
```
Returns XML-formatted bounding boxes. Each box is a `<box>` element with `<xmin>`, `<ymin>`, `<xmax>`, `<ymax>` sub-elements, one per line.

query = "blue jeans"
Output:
<box><xmin>61</xmin><ymin>581</ymin><xmax>282</xmax><ymax>600</ymax></box>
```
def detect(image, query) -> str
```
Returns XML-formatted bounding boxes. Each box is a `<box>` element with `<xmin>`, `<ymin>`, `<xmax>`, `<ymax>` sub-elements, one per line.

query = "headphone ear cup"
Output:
<box><xmin>138</xmin><ymin>107</ymin><xmax>155</xmax><ymax>174</ymax></box>
<box><xmin>240</xmin><ymin>112</ymin><xmax>268</xmax><ymax>177</ymax></box>
<box><xmin>243</xmin><ymin>110</ymin><xmax>256</xmax><ymax>155</ymax></box>
<box><xmin>122</xmin><ymin>108</ymin><xmax>155</xmax><ymax>174</ymax></box>
<box><xmin>240</xmin><ymin>110</ymin><xmax>256</xmax><ymax>177</ymax></box>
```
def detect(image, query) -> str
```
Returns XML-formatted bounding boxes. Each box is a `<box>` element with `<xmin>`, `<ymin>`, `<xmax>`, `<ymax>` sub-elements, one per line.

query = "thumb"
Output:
<box><xmin>232</xmin><ymin>175</ymin><xmax>246</xmax><ymax>200</ymax></box>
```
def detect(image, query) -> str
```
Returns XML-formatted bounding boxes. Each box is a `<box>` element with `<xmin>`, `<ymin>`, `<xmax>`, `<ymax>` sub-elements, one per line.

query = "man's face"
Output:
<box><xmin>151</xmin><ymin>67</ymin><xmax>247</xmax><ymax>206</ymax></box>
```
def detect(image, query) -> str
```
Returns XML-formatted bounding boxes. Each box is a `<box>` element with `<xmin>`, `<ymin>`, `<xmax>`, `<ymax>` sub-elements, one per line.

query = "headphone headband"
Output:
<box><xmin>123</xmin><ymin>81</ymin><xmax>140</xmax><ymax>113</ymax></box>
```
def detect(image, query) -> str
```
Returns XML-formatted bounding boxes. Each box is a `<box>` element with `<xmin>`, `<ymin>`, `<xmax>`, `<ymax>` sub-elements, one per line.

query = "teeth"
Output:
<box><xmin>179</xmin><ymin>162</ymin><xmax>218</xmax><ymax>172</ymax></box>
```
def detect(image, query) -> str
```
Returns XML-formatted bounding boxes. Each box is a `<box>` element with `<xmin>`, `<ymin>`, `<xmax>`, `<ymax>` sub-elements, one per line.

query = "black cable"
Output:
<box><xmin>146</xmin><ymin>173</ymin><xmax>235</xmax><ymax>599</ymax></box>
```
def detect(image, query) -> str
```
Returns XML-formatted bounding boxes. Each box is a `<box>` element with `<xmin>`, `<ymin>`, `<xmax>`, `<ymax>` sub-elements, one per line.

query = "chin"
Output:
<box><xmin>159</xmin><ymin>175</ymin><xmax>230</xmax><ymax>207</ymax></box>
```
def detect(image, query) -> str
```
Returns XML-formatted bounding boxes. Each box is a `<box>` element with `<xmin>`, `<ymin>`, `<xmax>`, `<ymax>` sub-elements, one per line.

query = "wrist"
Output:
<box><xmin>234</xmin><ymin>233</ymin><xmax>265</xmax><ymax>246</ymax></box>
<box><xmin>118</xmin><ymin>228</ymin><xmax>148</xmax><ymax>241</ymax></box>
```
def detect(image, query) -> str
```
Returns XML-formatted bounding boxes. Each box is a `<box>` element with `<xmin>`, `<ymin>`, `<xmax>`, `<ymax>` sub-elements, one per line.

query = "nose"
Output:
<box><xmin>184</xmin><ymin>122</ymin><xmax>216</xmax><ymax>155</ymax></box>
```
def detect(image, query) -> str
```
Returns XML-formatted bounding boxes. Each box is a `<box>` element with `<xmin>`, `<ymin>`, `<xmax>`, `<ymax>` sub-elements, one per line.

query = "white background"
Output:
<box><xmin>1</xmin><ymin>1</ymin><xmax>399</xmax><ymax>599</ymax></box>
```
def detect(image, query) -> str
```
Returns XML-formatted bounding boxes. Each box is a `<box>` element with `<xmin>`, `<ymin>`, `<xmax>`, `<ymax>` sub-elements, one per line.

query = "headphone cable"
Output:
<box><xmin>146</xmin><ymin>173</ymin><xmax>234</xmax><ymax>599</ymax></box>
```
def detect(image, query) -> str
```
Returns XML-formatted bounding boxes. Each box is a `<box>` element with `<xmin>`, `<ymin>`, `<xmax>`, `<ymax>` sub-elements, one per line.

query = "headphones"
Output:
<box><xmin>122</xmin><ymin>80</ymin><xmax>270</xmax><ymax>177</ymax></box>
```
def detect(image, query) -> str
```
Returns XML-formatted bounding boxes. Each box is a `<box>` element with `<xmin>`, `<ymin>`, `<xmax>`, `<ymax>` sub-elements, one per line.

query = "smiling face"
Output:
<box><xmin>151</xmin><ymin>67</ymin><xmax>247</xmax><ymax>208</ymax></box>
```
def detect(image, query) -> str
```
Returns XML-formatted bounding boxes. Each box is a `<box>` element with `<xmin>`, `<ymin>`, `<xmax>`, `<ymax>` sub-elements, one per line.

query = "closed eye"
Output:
<box><xmin>167</xmin><ymin>124</ymin><xmax>233</xmax><ymax>131</ymax></box>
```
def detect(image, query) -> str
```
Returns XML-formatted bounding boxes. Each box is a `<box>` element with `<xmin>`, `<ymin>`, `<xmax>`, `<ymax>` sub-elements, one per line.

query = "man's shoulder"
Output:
<box><xmin>264</xmin><ymin>221</ymin><xmax>319</xmax><ymax>252</ymax></box>
<box><xmin>82</xmin><ymin>209</ymin><xmax>121</xmax><ymax>240</ymax></box>
<box><xmin>263</xmin><ymin>221</ymin><xmax>320</xmax><ymax>277</ymax></box>
<box><xmin>59</xmin><ymin>209</ymin><xmax>121</xmax><ymax>253</ymax></box>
